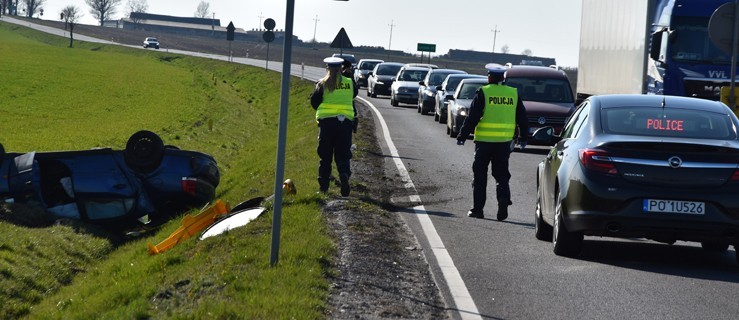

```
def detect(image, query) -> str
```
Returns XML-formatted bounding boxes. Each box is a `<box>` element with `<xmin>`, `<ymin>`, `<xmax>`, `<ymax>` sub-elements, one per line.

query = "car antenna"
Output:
<box><xmin>661</xmin><ymin>95</ymin><xmax>666</xmax><ymax>109</ymax></box>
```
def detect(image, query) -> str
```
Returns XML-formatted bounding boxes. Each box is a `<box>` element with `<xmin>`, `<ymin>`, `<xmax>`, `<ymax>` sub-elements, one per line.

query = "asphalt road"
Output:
<box><xmin>6</xmin><ymin>16</ymin><xmax>739</xmax><ymax>320</ymax></box>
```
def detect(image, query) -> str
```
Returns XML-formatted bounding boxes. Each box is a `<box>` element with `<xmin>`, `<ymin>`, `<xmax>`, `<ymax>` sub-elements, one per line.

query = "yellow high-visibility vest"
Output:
<box><xmin>474</xmin><ymin>85</ymin><xmax>518</xmax><ymax>142</ymax></box>
<box><xmin>316</xmin><ymin>76</ymin><xmax>355</xmax><ymax>121</ymax></box>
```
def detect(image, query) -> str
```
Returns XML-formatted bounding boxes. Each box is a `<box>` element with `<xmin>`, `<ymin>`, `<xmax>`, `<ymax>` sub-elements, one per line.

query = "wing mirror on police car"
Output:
<box><xmin>435</xmin><ymin>85</ymin><xmax>443</xmax><ymax>90</ymax></box>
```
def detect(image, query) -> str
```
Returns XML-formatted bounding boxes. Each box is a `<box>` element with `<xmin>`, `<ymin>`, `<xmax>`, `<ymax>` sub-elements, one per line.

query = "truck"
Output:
<box><xmin>577</xmin><ymin>0</ymin><xmax>738</xmax><ymax>104</ymax></box>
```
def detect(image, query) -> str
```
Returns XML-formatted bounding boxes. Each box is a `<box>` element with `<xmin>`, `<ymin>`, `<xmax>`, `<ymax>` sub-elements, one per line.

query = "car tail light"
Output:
<box><xmin>731</xmin><ymin>169</ymin><xmax>739</xmax><ymax>181</ymax></box>
<box><xmin>579</xmin><ymin>149</ymin><xmax>618</xmax><ymax>175</ymax></box>
<box><xmin>182</xmin><ymin>177</ymin><xmax>198</xmax><ymax>195</ymax></box>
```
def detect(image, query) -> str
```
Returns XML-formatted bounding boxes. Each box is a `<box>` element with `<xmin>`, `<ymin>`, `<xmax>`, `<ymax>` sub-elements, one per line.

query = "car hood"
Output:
<box><xmin>392</xmin><ymin>81</ymin><xmax>421</xmax><ymax>89</ymax></box>
<box><xmin>451</xmin><ymin>99</ymin><xmax>473</xmax><ymax>109</ymax></box>
<box><xmin>522</xmin><ymin>100</ymin><xmax>574</xmax><ymax>117</ymax></box>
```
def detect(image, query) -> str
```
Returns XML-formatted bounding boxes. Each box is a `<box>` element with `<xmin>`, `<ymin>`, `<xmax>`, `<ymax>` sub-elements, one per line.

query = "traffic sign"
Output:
<box><xmin>330</xmin><ymin>28</ymin><xmax>353</xmax><ymax>49</ymax></box>
<box><xmin>226</xmin><ymin>21</ymin><xmax>235</xmax><ymax>41</ymax></box>
<box><xmin>262</xmin><ymin>31</ymin><xmax>275</xmax><ymax>43</ymax></box>
<box><xmin>417</xmin><ymin>43</ymin><xmax>436</xmax><ymax>53</ymax></box>
<box><xmin>709</xmin><ymin>2</ymin><xmax>738</xmax><ymax>54</ymax></box>
<box><xmin>264</xmin><ymin>18</ymin><xmax>275</xmax><ymax>31</ymax></box>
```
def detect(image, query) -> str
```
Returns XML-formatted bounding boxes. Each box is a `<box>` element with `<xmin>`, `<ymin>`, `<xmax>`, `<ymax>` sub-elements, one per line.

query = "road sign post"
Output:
<box><xmin>417</xmin><ymin>43</ymin><xmax>436</xmax><ymax>63</ymax></box>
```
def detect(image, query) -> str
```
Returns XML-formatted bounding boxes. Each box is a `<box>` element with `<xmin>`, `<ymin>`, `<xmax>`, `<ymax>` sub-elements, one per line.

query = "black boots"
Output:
<box><xmin>340</xmin><ymin>174</ymin><xmax>350</xmax><ymax>197</ymax></box>
<box><xmin>496</xmin><ymin>205</ymin><xmax>508</xmax><ymax>221</ymax></box>
<box><xmin>467</xmin><ymin>210</ymin><xmax>484</xmax><ymax>219</ymax></box>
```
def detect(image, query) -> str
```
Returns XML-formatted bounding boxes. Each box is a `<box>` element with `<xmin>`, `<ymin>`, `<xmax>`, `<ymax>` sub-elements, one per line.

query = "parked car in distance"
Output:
<box><xmin>332</xmin><ymin>53</ymin><xmax>357</xmax><ymax>68</ymax></box>
<box><xmin>354</xmin><ymin>59</ymin><xmax>384</xmax><ymax>88</ymax></box>
<box><xmin>0</xmin><ymin>130</ymin><xmax>219</xmax><ymax>229</ymax></box>
<box><xmin>435</xmin><ymin>74</ymin><xmax>487</xmax><ymax>123</ymax></box>
<box><xmin>404</xmin><ymin>63</ymin><xmax>438</xmax><ymax>69</ymax></box>
<box><xmin>446</xmin><ymin>78</ymin><xmax>488</xmax><ymax>137</ymax></box>
<box><xmin>390</xmin><ymin>66</ymin><xmax>430</xmax><ymax>107</ymax></box>
<box><xmin>143</xmin><ymin>37</ymin><xmax>160</xmax><ymax>49</ymax></box>
<box><xmin>367</xmin><ymin>62</ymin><xmax>404</xmax><ymax>98</ymax></box>
<box><xmin>534</xmin><ymin>94</ymin><xmax>739</xmax><ymax>264</ymax></box>
<box><xmin>418</xmin><ymin>69</ymin><xmax>467</xmax><ymax>115</ymax></box>
<box><xmin>504</xmin><ymin>65</ymin><xmax>575</xmax><ymax>144</ymax></box>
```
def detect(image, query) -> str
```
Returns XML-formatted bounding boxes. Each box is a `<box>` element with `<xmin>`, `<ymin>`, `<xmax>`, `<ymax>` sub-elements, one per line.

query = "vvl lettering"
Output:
<box><xmin>646</xmin><ymin>118</ymin><xmax>683</xmax><ymax>131</ymax></box>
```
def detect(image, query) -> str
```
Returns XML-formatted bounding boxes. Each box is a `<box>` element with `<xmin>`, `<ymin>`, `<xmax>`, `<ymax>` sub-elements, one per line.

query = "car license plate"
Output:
<box><xmin>643</xmin><ymin>199</ymin><xmax>705</xmax><ymax>214</ymax></box>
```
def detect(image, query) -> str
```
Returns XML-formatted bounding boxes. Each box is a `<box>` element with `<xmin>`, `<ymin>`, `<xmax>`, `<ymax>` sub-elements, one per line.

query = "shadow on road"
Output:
<box><xmin>576</xmin><ymin>240</ymin><xmax>739</xmax><ymax>282</ymax></box>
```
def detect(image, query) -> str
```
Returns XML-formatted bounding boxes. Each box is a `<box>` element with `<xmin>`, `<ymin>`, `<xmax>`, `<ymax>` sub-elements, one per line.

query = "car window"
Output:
<box><xmin>602</xmin><ymin>107</ymin><xmax>736</xmax><ymax>139</ymax></box>
<box><xmin>361</xmin><ymin>62</ymin><xmax>379</xmax><ymax>70</ymax></box>
<box><xmin>561</xmin><ymin>102</ymin><xmax>589</xmax><ymax>139</ymax></box>
<box><xmin>399</xmin><ymin>70</ymin><xmax>429</xmax><ymax>81</ymax></box>
<box><xmin>505</xmin><ymin>77</ymin><xmax>573</xmax><ymax>103</ymax></box>
<box><xmin>377</xmin><ymin>65</ymin><xmax>401</xmax><ymax>75</ymax></box>
<box><xmin>458</xmin><ymin>83</ymin><xmax>485</xmax><ymax>99</ymax></box>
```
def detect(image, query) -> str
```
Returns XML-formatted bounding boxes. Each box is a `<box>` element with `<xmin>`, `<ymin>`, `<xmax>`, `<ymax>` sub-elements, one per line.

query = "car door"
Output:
<box><xmin>542</xmin><ymin>101</ymin><xmax>590</xmax><ymax>222</ymax></box>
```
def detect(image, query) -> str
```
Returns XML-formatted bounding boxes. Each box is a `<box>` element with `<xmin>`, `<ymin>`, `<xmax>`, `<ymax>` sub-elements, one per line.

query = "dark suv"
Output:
<box><xmin>504</xmin><ymin>65</ymin><xmax>575</xmax><ymax>144</ymax></box>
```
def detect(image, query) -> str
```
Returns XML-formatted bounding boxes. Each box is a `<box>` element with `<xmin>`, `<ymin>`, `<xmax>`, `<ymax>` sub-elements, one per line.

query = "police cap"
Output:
<box><xmin>323</xmin><ymin>57</ymin><xmax>344</xmax><ymax>68</ymax></box>
<box><xmin>485</xmin><ymin>63</ymin><xmax>507</xmax><ymax>75</ymax></box>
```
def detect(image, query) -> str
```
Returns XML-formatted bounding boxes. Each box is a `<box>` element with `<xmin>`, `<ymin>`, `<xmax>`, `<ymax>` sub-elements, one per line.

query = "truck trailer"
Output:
<box><xmin>577</xmin><ymin>0</ymin><xmax>738</xmax><ymax>104</ymax></box>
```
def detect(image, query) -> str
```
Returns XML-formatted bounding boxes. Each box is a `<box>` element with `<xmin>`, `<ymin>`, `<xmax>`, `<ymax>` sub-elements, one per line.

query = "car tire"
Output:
<box><xmin>535</xmin><ymin>184</ymin><xmax>553</xmax><ymax>241</ymax></box>
<box><xmin>125</xmin><ymin>130</ymin><xmax>165</xmax><ymax>173</ymax></box>
<box><xmin>367</xmin><ymin>87</ymin><xmax>372</xmax><ymax>97</ymax></box>
<box><xmin>552</xmin><ymin>191</ymin><xmax>583</xmax><ymax>257</ymax></box>
<box><xmin>700</xmin><ymin>241</ymin><xmax>729</xmax><ymax>252</ymax></box>
<box><xmin>434</xmin><ymin>110</ymin><xmax>440</xmax><ymax>122</ymax></box>
<box><xmin>390</xmin><ymin>96</ymin><xmax>398</xmax><ymax>107</ymax></box>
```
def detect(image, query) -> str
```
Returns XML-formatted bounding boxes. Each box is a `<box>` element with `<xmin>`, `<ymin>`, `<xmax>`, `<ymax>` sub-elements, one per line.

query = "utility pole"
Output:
<box><xmin>312</xmin><ymin>15</ymin><xmax>319</xmax><ymax>48</ymax></box>
<box><xmin>491</xmin><ymin>25</ymin><xmax>501</xmax><ymax>55</ymax></box>
<box><xmin>388</xmin><ymin>20</ymin><xmax>396</xmax><ymax>50</ymax></box>
<box><xmin>212</xmin><ymin>12</ymin><xmax>215</xmax><ymax>35</ymax></box>
<box><xmin>258</xmin><ymin>12</ymin><xmax>264</xmax><ymax>30</ymax></box>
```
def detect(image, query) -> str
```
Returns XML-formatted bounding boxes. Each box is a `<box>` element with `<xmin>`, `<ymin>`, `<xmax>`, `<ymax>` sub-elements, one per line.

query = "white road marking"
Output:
<box><xmin>357</xmin><ymin>96</ymin><xmax>482</xmax><ymax>320</ymax></box>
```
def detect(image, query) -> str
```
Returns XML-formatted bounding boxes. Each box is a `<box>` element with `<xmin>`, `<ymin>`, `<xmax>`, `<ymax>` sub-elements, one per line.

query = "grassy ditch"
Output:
<box><xmin>0</xmin><ymin>22</ymin><xmax>339</xmax><ymax>319</ymax></box>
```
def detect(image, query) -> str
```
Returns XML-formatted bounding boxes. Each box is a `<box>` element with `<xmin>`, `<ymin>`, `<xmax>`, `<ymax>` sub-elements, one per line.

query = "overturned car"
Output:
<box><xmin>0</xmin><ymin>131</ymin><xmax>220</xmax><ymax>228</ymax></box>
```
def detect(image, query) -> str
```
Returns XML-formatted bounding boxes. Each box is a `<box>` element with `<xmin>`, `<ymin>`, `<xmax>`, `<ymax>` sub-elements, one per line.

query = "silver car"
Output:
<box><xmin>446</xmin><ymin>78</ymin><xmax>488</xmax><ymax>137</ymax></box>
<box><xmin>390</xmin><ymin>66</ymin><xmax>429</xmax><ymax>107</ymax></box>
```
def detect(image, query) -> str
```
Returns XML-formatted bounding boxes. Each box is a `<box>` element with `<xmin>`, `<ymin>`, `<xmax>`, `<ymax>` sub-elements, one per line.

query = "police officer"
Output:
<box><xmin>310</xmin><ymin>57</ymin><xmax>358</xmax><ymax>196</ymax></box>
<box><xmin>456</xmin><ymin>64</ymin><xmax>528</xmax><ymax>221</ymax></box>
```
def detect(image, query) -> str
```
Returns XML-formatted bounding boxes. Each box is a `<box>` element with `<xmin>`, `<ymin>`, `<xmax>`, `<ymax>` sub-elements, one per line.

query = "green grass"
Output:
<box><xmin>0</xmin><ymin>22</ymin><xmax>339</xmax><ymax>319</ymax></box>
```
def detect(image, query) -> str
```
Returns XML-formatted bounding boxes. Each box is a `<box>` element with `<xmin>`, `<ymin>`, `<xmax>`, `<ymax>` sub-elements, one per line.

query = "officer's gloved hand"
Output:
<box><xmin>456</xmin><ymin>135</ymin><xmax>466</xmax><ymax>146</ymax></box>
<box><xmin>519</xmin><ymin>140</ymin><xmax>527</xmax><ymax>150</ymax></box>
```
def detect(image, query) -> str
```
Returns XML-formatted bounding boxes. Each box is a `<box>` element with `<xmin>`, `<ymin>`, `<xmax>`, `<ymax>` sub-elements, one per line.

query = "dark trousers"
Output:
<box><xmin>470</xmin><ymin>141</ymin><xmax>512</xmax><ymax>213</ymax></box>
<box><xmin>317</xmin><ymin>117</ymin><xmax>353</xmax><ymax>183</ymax></box>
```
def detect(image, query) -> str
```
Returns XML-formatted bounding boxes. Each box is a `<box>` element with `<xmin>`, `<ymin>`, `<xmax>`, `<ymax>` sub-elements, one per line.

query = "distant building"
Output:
<box><xmin>445</xmin><ymin>49</ymin><xmax>557</xmax><ymax>67</ymax></box>
<box><xmin>118</xmin><ymin>12</ymin><xmax>291</xmax><ymax>43</ymax></box>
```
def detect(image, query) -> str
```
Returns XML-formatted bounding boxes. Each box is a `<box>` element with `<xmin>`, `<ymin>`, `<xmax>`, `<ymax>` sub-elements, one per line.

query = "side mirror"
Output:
<box><xmin>418</xmin><ymin>81</ymin><xmax>425</xmax><ymax>86</ymax></box>
<box><xmin>649</xmin><ymin>30</ymin><xmax>663</xmax><ymax>62</ymax></box>
<box><xmin>532</xmin><ymin>126</ymin><xmax>558</xmax><ymax>144</ymax></box>
<box><xmin>448</xmin><ymin>96</ymin><xmax>455</xmax><ymax>101</ymax></box>
<box><xmin>435</xmin><ymin>85</ymin><xmax>443</xmax><ymax>90</ymax></box>
<box><xmin>367</xmin><ymin>72</ymin><xmax>373</xmax><ymax>77</ymax></box>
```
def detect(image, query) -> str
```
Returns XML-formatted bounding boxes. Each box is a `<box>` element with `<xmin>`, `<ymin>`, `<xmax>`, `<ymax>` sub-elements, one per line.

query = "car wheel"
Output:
<box><xmin>420</xmin><ymin>104</ymin><xmax>428</xmax><ymax>115</ymax></box>
<box><xmin>390</xmin><ymin>96</ymin><xmax>398</xmax><ymax>107</ymax></box>
<box><xmin>125</xmin><ymin>130</ymin><xmax>165</xmax><ymax>173</ymax></box>
<box><xmin>535</xmin><ymin>183</ymin><xmax>553</xmax><ymax>241</ymax></box>
<box><xmin>449</xmin><ymin>119</ymin><xmax>457</xmax><ymax>138</ymax></box>
<box><xmin>367</xmin><ymin>86</ymin><xmax>372</xmax><ymax>97</ymax></box>
<box><xmin>701</xmin><ymin>241</ymin><xmax>730</xmax><ymax>252</ymax></box>
<box><xmin>552</xmin><ymin>190</ymin><xmax>583</xmax><ymax>257</ymax></box>
<box><xmin>434</xmin><ymin>108</ymin><xmax>440</xmax><ymax>121</ymax></box>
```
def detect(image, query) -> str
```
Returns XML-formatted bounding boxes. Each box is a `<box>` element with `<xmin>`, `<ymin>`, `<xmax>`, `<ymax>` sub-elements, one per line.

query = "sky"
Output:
<box><xmin>38</xmin><ymin>0</ymin><xmax>584</xmax><ymax>67</ymax></box>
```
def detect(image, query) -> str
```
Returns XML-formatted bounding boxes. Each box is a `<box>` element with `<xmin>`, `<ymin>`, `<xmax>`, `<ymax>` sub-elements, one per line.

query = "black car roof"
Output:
<box><xmin>592</xmin><ymin>94</ymin><xmax>731</xmax><ymax>114</ymax></box>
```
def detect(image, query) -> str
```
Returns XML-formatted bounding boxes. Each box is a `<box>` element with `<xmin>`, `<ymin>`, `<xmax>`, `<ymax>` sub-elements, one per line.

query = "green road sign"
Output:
<box><xmin>417</xmin><ymin>43</ymin><xmax>436</xmax><ymax>52</ymax></box>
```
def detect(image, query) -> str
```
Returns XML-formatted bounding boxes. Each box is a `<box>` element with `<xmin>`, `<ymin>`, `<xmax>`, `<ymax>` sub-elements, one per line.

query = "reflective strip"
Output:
<box><xmin>477</xmin><ymin>123</ymin><xmax>516</xmax><ymax>129</ymax></box>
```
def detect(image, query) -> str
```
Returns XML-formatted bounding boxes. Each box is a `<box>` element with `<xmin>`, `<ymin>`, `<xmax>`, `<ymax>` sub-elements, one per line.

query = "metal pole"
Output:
<box><xmin>270</xmin><ymin>0</ymin><xmax>296</xmax><ymax>267</ymax></box>
<box><xmin>730</xmin><ymin>0</ymin><xmax>739</xmax><ymax>109</ymax></box>
<box><xmin>312</xmin><ymin>15</ymin><xmax>319</xmax><ymax>48</ymax></box>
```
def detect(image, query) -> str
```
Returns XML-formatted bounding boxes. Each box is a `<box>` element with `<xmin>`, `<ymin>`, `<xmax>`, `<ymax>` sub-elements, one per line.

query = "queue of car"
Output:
<box><xmin>352</xmin><ymin>55</ymin><xmax>739</xmax><ymax>265</ymax></box>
